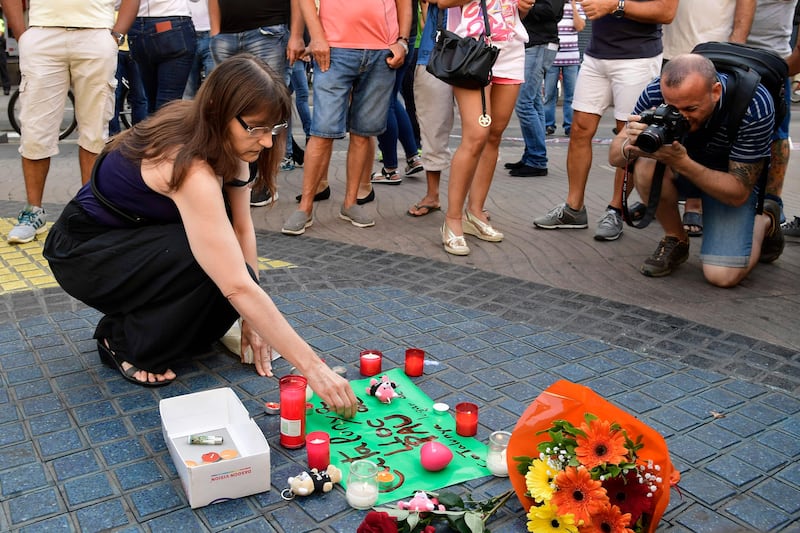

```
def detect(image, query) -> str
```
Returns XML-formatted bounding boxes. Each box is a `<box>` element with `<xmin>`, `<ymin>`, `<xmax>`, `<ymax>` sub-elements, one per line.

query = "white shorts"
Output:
<box><xmin>414</xmin><ymin>65</ymin><xmax>455</xmax><ymax>172</ymax></box>
<box><xmin>572</xmin><ymin>54</ymin><xmax>662</xmax><ymax>121</ymax></box>
<box><xmin>17</xmin><ymin>27</ymin><xmax>118</xmax><ymax>159</ymax></box>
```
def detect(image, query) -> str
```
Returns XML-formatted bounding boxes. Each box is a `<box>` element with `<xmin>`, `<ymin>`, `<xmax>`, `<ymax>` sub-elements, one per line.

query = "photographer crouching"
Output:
<box><xmin>609</xmin><ymin>53</ymin><xmax>784</xmax><ymax>288</ymax></box>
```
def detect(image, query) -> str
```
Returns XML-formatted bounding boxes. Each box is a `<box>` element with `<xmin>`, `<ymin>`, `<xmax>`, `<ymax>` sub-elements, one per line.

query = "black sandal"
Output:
<box><xmin>97</xmin><ymin>340</ymin><xmax>174</xmax><ymax>387</ymax></box>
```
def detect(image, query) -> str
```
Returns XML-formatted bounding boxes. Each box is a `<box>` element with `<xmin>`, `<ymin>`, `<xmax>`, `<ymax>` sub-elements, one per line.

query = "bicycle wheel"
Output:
<box><xmin>9</xmin><ymin>89</ymin><xmax>78</xmax><ymax>140</ymax></box>
<box><xmin>119</xmin><ymin>85</ymin><xmax>132</xmax><ymax>130</ymax></box>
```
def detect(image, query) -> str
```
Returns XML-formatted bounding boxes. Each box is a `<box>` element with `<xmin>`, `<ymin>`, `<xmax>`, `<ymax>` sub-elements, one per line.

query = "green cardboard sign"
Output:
<box><xmin>306</xmin><ymin>368</ymin><xmax>491</xmax><ymax>506</ymax></box>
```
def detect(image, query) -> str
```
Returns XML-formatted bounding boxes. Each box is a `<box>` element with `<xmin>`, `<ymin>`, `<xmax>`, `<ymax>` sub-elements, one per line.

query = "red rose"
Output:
<box><xmin>357</xmin><ymin>511</ymin><xmax>399</xmax><ymax>533</ymax></box>
<box><xmin>423</xmin><ymin>526</ymin><xmax>436</xmax><ymax>533</ymax></box>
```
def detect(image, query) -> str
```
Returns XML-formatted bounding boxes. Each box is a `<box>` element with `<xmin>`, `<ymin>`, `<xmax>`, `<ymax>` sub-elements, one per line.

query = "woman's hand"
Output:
<box><xmin>241</xmin><ymin>319</ymin><xmax>274</xmax><ymax>377</ymax></box>
<box><xmin>304</xmin><ymin>363</ymin><xmax>359</xmax><ymax>419</ymax></box>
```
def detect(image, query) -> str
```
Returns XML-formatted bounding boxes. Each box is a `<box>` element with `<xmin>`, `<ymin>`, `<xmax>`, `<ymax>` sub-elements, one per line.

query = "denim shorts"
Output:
<box><xmin>210</xmin><ymin>24</ymin><xmax>288</xmax><ymax>79</ymax></box>
<box><xmin>696</xmin><ymin>184</ymin><xmax>757</xmax><ymax>268</ymax></box>
<box><xmin>310</xmin><ymin>47</ymin><xmax>395</xmax><ymax>138</ymax></box>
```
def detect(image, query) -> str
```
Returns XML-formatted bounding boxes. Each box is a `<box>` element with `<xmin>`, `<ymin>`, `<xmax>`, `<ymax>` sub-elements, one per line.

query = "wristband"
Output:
<box><xmin>620</xmin><ymin>138</ymin><xmax>631</xmax><ymax>161</ymax></box>
<box><xmin>396</xmin><ymin>38</ymin><xmax>409</xmax><ymax>54</ymax></box>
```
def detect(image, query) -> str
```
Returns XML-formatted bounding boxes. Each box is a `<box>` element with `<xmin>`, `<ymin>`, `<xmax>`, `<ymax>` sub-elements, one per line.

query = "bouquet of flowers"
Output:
<box><xmin>506</xmin><ymin>380</ymin><xmax>679</xmax><ymax>533</ymax></box>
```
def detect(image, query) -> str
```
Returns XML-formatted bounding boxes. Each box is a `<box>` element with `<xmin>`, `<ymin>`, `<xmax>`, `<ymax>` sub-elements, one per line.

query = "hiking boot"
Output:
<box><xmin>781</xmin><ymin>215</ymin><xmax>800</xmax><ymax>237</ymax></box>
<box><xmin>594</xmin><ymin>209</ymin><xmax>623</xmax><ymax>241</ymax></box>
<box><xmin>640</xmin><ymin>236</ymin><xmax>690</xmax><ymax>277</ymax></box>
<box><xmin>7</xmin><ymin>206</ymin><xmax>47</xmax><ymax>244</ymax></box>
<box><xmin>250</xmin><ymin>188</ymin><xmax>278</xmax><ymax>207</ymax></box>
<box><xmin>760</xmin><ymin>198</ymin><xmax>784</xmax><ymax>263</ymax></box>
<box><xmin>281</xmin><ymin>210</ymin><xmax>313</xmax><ymax>235</ymax></box>
<box><xmin>533</xmin><ymin>203</ymin><xmax>588</xmax><ymax>229</ymax></box>
<box><xmin>279</xmin><ymin>157</ymin><xmax>295</xmax><ymax>171</ymax></box>
<box><xmin>404</xmin><ymin>155</ymin><xmax>424</xmax><ymax>176</ymax></box>
<box><xmin>339</xmin><ymin>204</ymin><xmax>375</xmax><ymax>228</ymax></box>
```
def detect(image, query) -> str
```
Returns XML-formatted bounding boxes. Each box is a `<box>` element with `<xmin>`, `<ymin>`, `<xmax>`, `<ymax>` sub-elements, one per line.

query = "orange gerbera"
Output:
<box><xmin>578</xmin><ymin>504</ymin><xmax>634</xmax><ymax>533</ymax></box>
<box><xmin>574</xmin><ymin>419</ymin><xmax>628</xmax><ymax>469</ymax></box>
<box><xmin>552</xmin><ymin>466</ymin><xmax>609</xmax><ymax>525</ymax></box>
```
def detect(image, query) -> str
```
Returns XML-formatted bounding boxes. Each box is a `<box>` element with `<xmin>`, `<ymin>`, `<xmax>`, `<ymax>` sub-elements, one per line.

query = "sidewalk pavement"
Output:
<box><xmin>0</xmin><ymin>103</ymin><xmax>798</xmax><ymax>532</ymax></box>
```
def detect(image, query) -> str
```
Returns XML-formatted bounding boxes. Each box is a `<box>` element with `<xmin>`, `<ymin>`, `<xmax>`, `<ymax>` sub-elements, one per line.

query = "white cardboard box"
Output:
<box><xmin>159</xmin><ymin>387</ymin><xmax>270</xmax><ymax>508</ymax></box>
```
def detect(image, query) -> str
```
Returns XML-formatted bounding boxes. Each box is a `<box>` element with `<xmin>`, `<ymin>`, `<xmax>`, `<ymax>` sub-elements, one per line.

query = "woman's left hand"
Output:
<box><xmin>241</xmin><ymin>319</ymin><xmax>274</xmax><ymax>377</ymax></box>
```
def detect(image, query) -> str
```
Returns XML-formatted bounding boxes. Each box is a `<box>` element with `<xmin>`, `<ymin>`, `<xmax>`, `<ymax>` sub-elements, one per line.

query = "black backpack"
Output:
<box><xmin>623</xmin><ymin>41</ymin><xmax>789</xmax><ymax>228</ymax></box>
<box><xmin>691</xmin><ymin>41</ymin><xmax>788</xmax><ymax>142</ymax></box>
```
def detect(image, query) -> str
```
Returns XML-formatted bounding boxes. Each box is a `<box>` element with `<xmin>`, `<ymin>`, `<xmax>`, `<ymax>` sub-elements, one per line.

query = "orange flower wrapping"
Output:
<box><xmin>506</xmin><ymin>380</ymin><xmax>680</xmax><ymax>533</ymax></box>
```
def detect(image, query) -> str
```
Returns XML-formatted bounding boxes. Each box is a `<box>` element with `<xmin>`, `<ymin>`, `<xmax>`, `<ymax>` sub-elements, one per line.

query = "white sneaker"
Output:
<box><xmin>8</xmin><ymin>206</ymin><xmax>47</xmax><ymax>244</ymax></box>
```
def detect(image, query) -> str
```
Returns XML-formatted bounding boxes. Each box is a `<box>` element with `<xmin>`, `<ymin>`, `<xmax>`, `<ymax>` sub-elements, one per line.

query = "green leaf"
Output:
<box><xmin>406</xmin><ymin>512</ymin><xmax>419</xmax><ymax>530</ymax></box>
<box><xmin>464</xmin><ymin>511</ymin><xmax>486</xmax><ymax>533</ymax></box>
<box><xmin>438</xmin><ymin>491</ymin><xmax>465</xmax><ymax>509</ymax></box>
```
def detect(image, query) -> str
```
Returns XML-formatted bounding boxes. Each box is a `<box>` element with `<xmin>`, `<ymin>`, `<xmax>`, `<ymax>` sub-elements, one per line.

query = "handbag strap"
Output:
<box><xmin>90</xmin><ymin>151</ymin><xmax>149</xmax><ymax>225</ymax></box>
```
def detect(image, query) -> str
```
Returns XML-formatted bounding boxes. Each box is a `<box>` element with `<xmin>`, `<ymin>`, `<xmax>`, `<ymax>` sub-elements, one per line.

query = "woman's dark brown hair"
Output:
<box><xmin>107</xmin><ymin>54</ymin><xmax>291</xmax><ymax>196</ymax></box>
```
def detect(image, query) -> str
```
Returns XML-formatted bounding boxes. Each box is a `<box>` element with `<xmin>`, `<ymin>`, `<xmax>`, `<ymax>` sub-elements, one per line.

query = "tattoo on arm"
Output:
<box><xmin>729</xmin><ymin>160</ymin><xmax>763</xmax><ymax>191</ymax></box>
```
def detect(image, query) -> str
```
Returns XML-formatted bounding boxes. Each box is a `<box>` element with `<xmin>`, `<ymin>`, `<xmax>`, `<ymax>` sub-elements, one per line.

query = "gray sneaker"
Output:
<box><xmin>533</xmin><ymin>203</ymin><xmax>588</xmax><ymax>229</ymax></box>
<box><xmin>781</xmin><ymin>215</ymin><xmax>800</xmax><ymax>237</ymax></box>
<box><xmin>8</xmin><ymin>206</ymin><xmax>47</xmax><ymax>244</ymax></box>
<box><xmin>281</xmin><ymin>210</ymin><xmax>313</xmax><ymax>236</ymax></box>
<box><xmin>339</xmin><ymin>204</ymin><xmax>375</xmax><ymax>228</ymax></box>
<box><xmin>594</xmin><ymin>209</ymin><xmax>623</xmax><ymax>241</ymax></box>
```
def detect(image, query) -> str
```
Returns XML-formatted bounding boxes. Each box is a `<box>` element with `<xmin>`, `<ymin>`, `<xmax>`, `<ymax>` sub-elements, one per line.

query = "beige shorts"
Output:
<box><xmin>572</xmin><ymin>54</ymin><xmax>662</xmax><ymax>121</ymax></box>
<box><xmin>414</xmin><ymin>65</ymin><xmax>455</xmax><ymax>172</ymax></box>
<box><xmin>17</xmin><ymin>27</ymin><xmax>118</xmax><ymax>159</ymax></box>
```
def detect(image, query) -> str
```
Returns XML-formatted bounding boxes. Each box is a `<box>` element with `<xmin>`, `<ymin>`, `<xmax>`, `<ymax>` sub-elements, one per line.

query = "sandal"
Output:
<box><xmin>97</xmin><ymin>340</ymin><xmax>174</xmax><ymax>387</ymax></box>
<box><xmin>682</xmin><ymin>211</ymin><xmax>703</xmax><ymax>237</ymax></box>
<box><xmin>407</xmin><ymin>203</ymin><xmax>440</xmax><ymax>217</ymax></box>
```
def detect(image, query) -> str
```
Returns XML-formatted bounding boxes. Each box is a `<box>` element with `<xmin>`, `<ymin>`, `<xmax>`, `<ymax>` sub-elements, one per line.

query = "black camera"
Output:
<box><xmin>633</xmin><ymin>104</ymin><xmax>689</xmax><ymax>153</ymax></box>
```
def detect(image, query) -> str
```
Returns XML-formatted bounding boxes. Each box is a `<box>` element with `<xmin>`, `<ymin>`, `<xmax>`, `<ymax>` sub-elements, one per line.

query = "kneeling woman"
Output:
<box><xmin>44</xmin><ymin>54</ymin><xmax>358</xmax><ymax>417</ymax></box>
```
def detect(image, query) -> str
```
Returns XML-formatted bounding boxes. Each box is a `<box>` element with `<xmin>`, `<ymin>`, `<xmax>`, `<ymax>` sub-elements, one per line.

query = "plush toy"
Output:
<box><xmin>285</xmin><ymin>465</ymin><xmax>343</xmax><ymax>498</ymax></box>
<box><xmin>397</xmin><ymin>491</ymin><xmax>445</xmax><ymax>512</ymax></box>
<box><xmin>366</xmin><ymin>375</ymin><xmax>399</xmax><ymax>404</ymax></box>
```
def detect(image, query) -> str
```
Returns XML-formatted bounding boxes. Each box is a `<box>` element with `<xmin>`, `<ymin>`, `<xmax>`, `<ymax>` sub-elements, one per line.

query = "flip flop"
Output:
<box><xmin>407</xmin><ymin>204</ymin><xmax>440</xmax><ymax>217</ymax></box>
<box><xmin>97</xmin><ymin>340</ymin><xmax>174</xmax><ymax>387</ymax></box>
<box><xmin>682</xmin><ymin>211</ymin><xmax>703</xmax><ymax>237</ymax></box>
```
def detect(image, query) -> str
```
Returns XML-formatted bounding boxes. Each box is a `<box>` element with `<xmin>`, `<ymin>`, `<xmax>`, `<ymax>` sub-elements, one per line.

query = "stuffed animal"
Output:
<box><xmin>397</xmin><ymin>491</ymin><xmax>445</xmax><ymax>512</ymax></box>
<box><xmin>366</xmin><ymin>375</ymin><xmax>399</xmax><ymax>404</ymax></box>
<box><xmin>286</xmin><ymin>465</ymin><xmax>343</xmax><ymax>497</ymax></box>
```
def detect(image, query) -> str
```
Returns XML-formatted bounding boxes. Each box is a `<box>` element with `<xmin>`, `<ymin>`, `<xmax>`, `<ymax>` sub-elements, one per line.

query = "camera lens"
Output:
<box><xmin>635</xmin><ymin>125</ymin><xmax>666</xmax><ymax>153</ymax></box>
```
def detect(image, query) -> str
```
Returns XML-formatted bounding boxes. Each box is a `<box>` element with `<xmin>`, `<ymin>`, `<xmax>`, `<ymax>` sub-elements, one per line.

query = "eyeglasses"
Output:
<box><xmin>235</xmin><ymin>115</ymin><xmax>289</xmax><ymax>137</ymax></box>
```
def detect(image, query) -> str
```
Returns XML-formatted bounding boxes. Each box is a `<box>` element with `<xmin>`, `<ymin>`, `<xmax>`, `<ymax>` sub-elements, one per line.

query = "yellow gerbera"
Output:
<box><xmin>525</xmin><ymin>458</ymin><xmax>557</xmax><ymax>503</ymax></box>
<box><xmin>527</xmin><ymin>503</ymin><xmax>579</xmax><ymax>533</ymax></box>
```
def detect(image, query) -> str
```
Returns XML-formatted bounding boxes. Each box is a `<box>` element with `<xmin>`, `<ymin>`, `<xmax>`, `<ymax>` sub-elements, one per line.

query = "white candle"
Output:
<box><xmin>487</xmin><ymin>449</ymin><xmax>508</xmax><ymax>476</ymax></box>
<box><xmin>346</xmin><ymin>481</ymin><xmax>379</xmax><ymax>509</ymax></box>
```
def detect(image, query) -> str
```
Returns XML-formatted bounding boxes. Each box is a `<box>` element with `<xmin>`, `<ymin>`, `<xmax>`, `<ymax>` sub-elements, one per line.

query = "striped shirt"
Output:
<box><xmin>553</xmin><ymin>2</ymin><xmax>586</xmax><ymax>67</ymax></box>
<box><xmin>633</xmin><ymin>73</ymin><xmax>774</xmax><ymax>170</ymax></box>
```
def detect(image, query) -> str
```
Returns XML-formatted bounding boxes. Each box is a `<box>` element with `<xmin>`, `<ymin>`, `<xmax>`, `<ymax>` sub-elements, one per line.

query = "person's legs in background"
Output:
<box><xmin>543</xmin><ymin>64</ymin><xmax>560</xmax><ymax>135</ymax></box>
<box><xmin>560</xmin><ymin>63</ymin><xmax>579</xmax><ymax>135</ymax></box>
<box><xmin>184</xmin><ymin>29</ymin><xmax>212</xmax><ymax>98</ymax></box>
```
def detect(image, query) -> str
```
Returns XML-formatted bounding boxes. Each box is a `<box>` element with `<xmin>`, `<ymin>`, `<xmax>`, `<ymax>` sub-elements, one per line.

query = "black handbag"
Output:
<box><xmin>426</xmin><ymin>0</ymin><xmax>499</xmax><ymax>89</ymax></box>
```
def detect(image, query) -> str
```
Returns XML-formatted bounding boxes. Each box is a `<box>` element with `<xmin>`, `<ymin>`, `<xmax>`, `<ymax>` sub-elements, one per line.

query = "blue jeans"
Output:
<box><xmin>311</xmin><ymin>47</ymin><xmax>395</xmax><ymax>138</ymax></box>
<box><xmin>128</xmin><ymin>16</ymin><xmax>196</xmax><ymax>114</ymax></box>
<box><xmin>185</xmin><ymin>30</ymin><xmax>214</xmax><ymax>97</ymax></box>
<box><xmin>286</xmin><ymin>60</ymin><xmax>312</xmax><ymax>159</ymax></box>
<box><xmin>544</xmin><ymin>63</ymin><xmax>579</xmax><ymax>133</ymax></box>
<box><xmin>515</xmin><ymin>44</ymin><xmax>558</xmax><ymax>168</ymax></box>
<box><xmin>377</xmin><ymin>53</ymin><xmax>419</xmax><ymax>169</ymax></box>
<box><xmin>210</xmin><ymin>24</ymin><xmax>288</xmax><ymax>78</ymax></box>
<box><xmin>109</xmin><ymin>50</ymin><xmax>147</xmax><ymax>135</ymax></box>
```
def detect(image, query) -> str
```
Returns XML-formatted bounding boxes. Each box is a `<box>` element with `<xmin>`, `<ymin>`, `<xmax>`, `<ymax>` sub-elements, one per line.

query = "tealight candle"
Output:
<box><xmin>404</xmin><ymin>348</ymin><xmax>425</xmax><ymax>377</ymax></box>
<box><xmin>306</xmin><ymin>431</ymin><xmax>331</xmax><ymax>471</ymax></box>
<box><xmin>359</xmin><ymin>350</ymin><xmax>382</xmax><ymax>376</ymax></box>
<box><xmin>455</xmin><ymin>402</ymin><xmax>479</xmax><ymax>437</ymax></box>
<box><xmin>486</xmin><ymin>430</ymin><xmax>511</xmax><ymax>476</ymax></box>
<box><xmin>346</xmin><ymin>460</ymin><xmax>379</xmax><ymax>509</ymax></box>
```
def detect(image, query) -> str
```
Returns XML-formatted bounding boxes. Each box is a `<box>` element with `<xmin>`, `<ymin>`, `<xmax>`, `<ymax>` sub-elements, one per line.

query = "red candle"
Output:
<box><xmin>404</xmin><ymin>348</ymin><xmax>425</xmax><ymax>377</ymax></box>
<box><xmin>455</xmin><ymin>402</ymin><xmax>479</xmax><ymax>437</ymax></box>
<box><xmin>305</xmin><ymin>431</ymin><xmax>331</xmax><ymax>471</ymax></box>
<box><xmin>279</xmin><ymin>375</ymin><xmax>307</xmax><ymax>449</ymax></box>
<box><xmin>359</xmin><ymin>350</ymin><xmax>382</xmax><ymax>376</ymax></box>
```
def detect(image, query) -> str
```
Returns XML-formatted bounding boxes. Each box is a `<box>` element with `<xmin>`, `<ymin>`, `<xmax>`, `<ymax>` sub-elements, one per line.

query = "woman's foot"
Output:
<box><xmin>442</xmin><ymin>217</ymin><xmax>470</xmax><ymax>256</ymax></box>
<box><xmin>463</xmin><ymin>210</ymin><xmax>503</xmax><ymax>242</ymax></box>
<box><xmin>97</xmin><ymin>339</ymin><xmax>176</xmax><ymax>387</ymax></box>
<box><xmin>408</xmin><ymin>196</ymin><xmax>441</xmax><ymax>217</ymax></box>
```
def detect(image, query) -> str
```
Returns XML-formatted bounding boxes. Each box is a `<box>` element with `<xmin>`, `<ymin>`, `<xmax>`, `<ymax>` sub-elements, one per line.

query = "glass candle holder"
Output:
<box><xmin>345</xmin><ymin>460</ymin><xmax>379</xmax><ymax>509</ymax></box>
<box><xmin>359</xmin><ymin>350</ymin><xmax>382</xmax><ymax>376</ymax></box>
<box><xmin>306</xmin><ymin>431</ymin><xmax>331</xmax><ymax>471</ymax></box>
<box><xmin>486</xmin><ymin>430</ymin><xmax>511</xmax><ymax>476</ymax></box>
<box><xmin>279</xmin><ymin>375</ymin><xmax>307</xmax><ymax>449</ymax></box>
<box><xmin>455</xmin><ymin>402</ymin><xmax>479</xmax><ymax>437</ymax></box>
<box><xmin>404</xmin><ymin>348</ymin><xmax>425</xmax><ymax>377</ymax></box>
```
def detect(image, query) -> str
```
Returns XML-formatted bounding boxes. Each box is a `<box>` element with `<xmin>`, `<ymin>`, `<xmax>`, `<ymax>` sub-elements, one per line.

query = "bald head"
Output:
<box><xmin>662</xmin><ymin>54</ymin><xmax>718</xmax><ymax>90</ymax></box>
